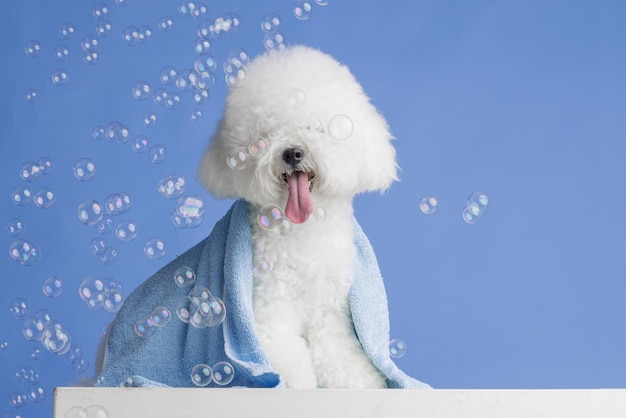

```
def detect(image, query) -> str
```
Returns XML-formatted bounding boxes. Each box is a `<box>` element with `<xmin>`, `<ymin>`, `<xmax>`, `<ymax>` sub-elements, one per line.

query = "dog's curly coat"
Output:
<box><xmin>197</xmin><ymin>45</ymin><xmax>398</xmax><ymax>388</ymax></box>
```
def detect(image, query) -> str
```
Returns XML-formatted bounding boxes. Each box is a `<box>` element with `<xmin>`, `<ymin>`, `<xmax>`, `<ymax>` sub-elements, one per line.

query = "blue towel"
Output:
<box><xmin>95</xmin><ymin>199</ymin><xmax>430</xmax><ymax>389</ymax></box>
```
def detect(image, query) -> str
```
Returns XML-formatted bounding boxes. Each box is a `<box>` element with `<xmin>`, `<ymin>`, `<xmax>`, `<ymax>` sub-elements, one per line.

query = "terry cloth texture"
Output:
<box><xmin>95</xmin><ymin>199</ymin><xmax>430</xmax><ymax>389</ymax></box>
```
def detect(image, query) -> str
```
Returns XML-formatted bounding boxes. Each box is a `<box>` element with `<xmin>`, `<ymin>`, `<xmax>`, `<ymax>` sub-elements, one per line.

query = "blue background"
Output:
<box><xmin>1</xmin><ymin>0</ymin><xmax>625</xmax><ymax>416</ymax></box>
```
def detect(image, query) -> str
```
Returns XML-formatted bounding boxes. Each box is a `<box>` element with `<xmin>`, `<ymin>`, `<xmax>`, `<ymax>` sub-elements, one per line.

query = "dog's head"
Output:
<box><xmin>198</xmin><ymin>45</ymin><xmax>398</xmax><ymax>223</ymax></box>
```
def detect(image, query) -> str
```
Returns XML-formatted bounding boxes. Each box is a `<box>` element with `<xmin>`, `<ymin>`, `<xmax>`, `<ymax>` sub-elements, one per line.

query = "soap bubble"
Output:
<box><xmin>132</xmin><ymin>81</ymin><xmax>151</xmax><ymax>100</ymax></box>
<box><xmin>263</xmin><ymin>31</ymin><xmax>286</xmax><ymax>51</ymax></box>
<box><xmin>257</xmin><ymin>205</ymin><xmax>285</xmax><ymax>232</ymax></box>
<box><xmin>79</xmin><ymin>276</ymin><xmax>106</xmax><ymax>310</ymax></box>
<box><xmin>59</xmin><ymin>23</ymin><xmax>76</xmax><ymax>39</ymax></box>
<box><xmin>466</xmin><ymin>192</ymin><xmax>489</xmax><ymax>217</ymax></box>
<box><xmin>315</xmin><ymin>0</ymin><xmax>330</xmax><ymax>4</ymax></box>
<box><xmin>25</xmin><ymin>40</ymin><xmax>42</xmax><ymax>57</ymax></box>
<box><xmin>287</xmin><ymin>89</ymin><xmax>306</xmax><ymax>107</ymax></box>
<box><xmin>90</xmin><ymin>237</ymin><xmax>107</xmax><ymax>255</ymax></box>
<box><xmin>133</xmin><ymin>318</ymin><xmax>152</xmax><ymax>337</ymax></box>
<box><xmin>115</xmin><ymin>220</ymin><xmax>138</xmax><ymax>241</ymax></box>
<box><xmin>81</xmin><ymin>35</ymin><xmax>100</xmax><ymax>52</ymax></box>
<box><xmin>190</xmin><ymin>364</ymin><xmax>212</xmax><ymax>386</ymax></box>
<box><xmin>7</xmin><ymin>218</ymin><xmax>24</xmax><ymax>237</ymax></box>
<box><xmin>194</xmin><ymin>37</ymin><xmax>212</xmax><ymax>54</ymax></box>
<box><xmin>55</xmin><ymin>45</ymin><xmax>70</xmax><ymax>61</ymax></box>
<box><xmin>42</xmin><ymin>323</ymin><xmax>71</xmax><ymax>354</ymax></box>
<box><xmin>25</xmin><ymin>89</ymin><xmax>38</xmax><ymax>102</ymax></box>
<box><xmin>92</xmin><ymin>125</ymin><xmax>106</xmax><ymax>140</ymax></box>
<box><xmin>104</xmin><ymin>192</ymin><xmax>132</xmax><ymax>215</ymax></box>
<box><xmin>10</xmin><ymin>298</ymin><xmax>28</xmax><ymax>319</ymax></box>
<box><xmin>20</xmin><ymin>161</ymin><xmax>41</xmax><ymax>182</ymax></box>
<box><xmin>177</xmin><ymin>1</ymin><xmax>195</xmax><ymax>16</ymax></box>
<box><xmin>261</xmin><ymin>13</ymin><xmax>281</xmax><ymax>32</ymax></box>
<box><xmin>165</xmin><ymin>91</ymin><xmax>181</xmax><ymax>109</ymax></box>
<box><xmin>143</xmin><ymin>111</ymin><xmax>157</xmax><ymax>127</ymax></box>
<box><xmin>389</xmin><ymin>339</ymin><xmax>407</xmax><ymax>358</ymax></box>
<box><xmin>103</xmin><ymin>288</ymin><xmax>124</xmax><ymax>312</ymax></box>
<box><xmin>212</xmin><ymin>361</ymin><xmax>234</xmax><ymax>385</ymax></box>
<box><xmin>42</xmin><ymin>276</ymin><xmax>63</xmax><ymax>298</ymax></box>
<box><xmin>8</xmin><ymin>392</ymin><xmax>27</xmax><ymax>408</ymax></box>
<box><xmin>293</xmin><ymin>0</ymin><xmax>313</xmax><ymax>20</ymax></box>
<box><xmin>9</xmin><ymin>239</ymin><xmax>41</xmax><ymax>266</ymax></box>
<box><xmin>420</xmin><ymin>196</ymin><xmax>438</xmax><ymax>215</ymax></box>
<box><xmin>190</xmin><ymin>2</ymin><xmax>208</xmax><ymax>19</ymax></box>
<box><xmin>95</xmin><ymin>20</ymin><xmax>113</xmax><ymax>37</ymax></box>
<box><xmin>96</xmin><ymin>216</ymin><xmax>115</xmax><ymax>234</ymax></box>
<box><xmin>226</xmin><ymin>147</ymin><xmax>248</xmax><ymax>170</ymax></box>
<box><xmin>247</xmin><ymin>138</ymin><xmax>268</xmax><ymax>158</ymax></box>
<box><xmin>131</xmin><ymin>135</ymin><xmax>149</xmax><ymax>153</ymax></box>
<box><xmin>115</xmin><ymin>0</ymin><xmax>131</xmax><ymax>5</ymax></box>
<box><xmin>23</xmin><ymin>318</ymin><xmax>45</xmax><ymax>341</ymax></box>
<box><xmin>122</xmin><ymin>26</ymin><xmax>140</xmax><ymax>45</ymax></box>
<box><xmin>98</xmin><ymin>247</ymin><xmax>118</xmax><ymax>264</ymax></box>
<box><xmin>27</xmin><ymin>383</ymin><xmax>45</xmax><ymax>403</ymax></box>
<box><xmin>30</xmin><ymin>347</ymin><xmax>42</xmax><ymax>359</ymax></box>
<box><xmin>462</xmin><ymin>208</ymin><xmax>477</xmax><ymax>224</ymax></box>
<box><xmin>176</xmin><ymin>196</ymin><xmax>205</xmax><ymax>218</ymax></box>
<box><xmin>148</xmin><ymin>144</ymin><xmax>168</xmax><ymax>163</ymax></box>
<box><xmin>206</xmin><ymin>14</ymin><xmax>240</xmax><ymax>39</ymax></box>
<box><xmin>252</xmin><ymin>259</ymin><xmax>271</xmax><ymax>278</ymax></box>
<box><xmin>11</xmin><ymin>185</ymin><xmax>33</xmax><ymax>206</ymax></box>
<box><xmin>144</xmin><ymin>238</ymin><xmax>166</xmax><ymax>259</ymax></box>
<box><xmin>84</xmin><ymin>51</ymin><xmax>100</xmax><ymax>65</ymax></box>
<box><xmin>105</xmin><ymin>121</ymin><xmax>130</xmax><ymax>144</ymax></box>
<box><xmin>158</xmin><ymin>174</ymin><xmax>187</xmax><ymax>198</ymax></box>
<box><xmin>78</xmin><ymin>200</ymin><xmax>103</xmax><ymax>225</ymax></box>
<box><xmin>307</xmin><ymin>206</ymin><xmax>327</xmax><ymax>225</ymax></box>
<box><xmin>138</xmin><ymin>25</ymin><xmax>153</xmax><ymax>43</ymax></box>
<box><xmin>328</xmin><ymin>114</ymin><xmax>354</xmax><ymax>140</ymax></box>
<box><xmin>190</xmin><ymin>108</ymin><xmax>203</xmax><ymax>122</ymax></box>
<box><xmin>158</xmin><ymin>15</ymin><xmax>174</xmax><ymax>31</ymax></box>
<box><xmin>150</xmin><ymin>307</ymin><xmax>172</xmax><ymax>327</ymax></box>
<box><xmin>174</xmin><ymin>266</ymin><xmax>196</xmax><ymax>287</ymax></box>
<box><xmin>93</xmin><ymin>2</ymin><xmax>110</xmax><ymax>19</ymax></box>
<box><xmin>194</xmin><ymin>54</ymin><xmax>217</xmax><ymax>74</ymax></box>
<box><xmin>71</xmin><ymin>357</ymin><xmax>90</xmax><ymax>374</ymax></box>
<box><xmin>38</xmin><ymin>157</ymin><xmax>53</xmax><ymax>174</ymax></box>
<box><xmin>160</xmin><ymin>66</ymin><xmax>177</xmax><ymax>84</ymax></box>
<box><xmin>73</xmin><ymin>158</ymin><xmax>97</xmax><ymax>181</ymax></box>
<box><xmin>224</xmin><ymin>50</ymin><xmax>248</xmax><ymax>86</ymax></box>
<box><xmin>175</xmin><ymin>69</ymin><xmax>194</xmax><ymax>91</ymax></box>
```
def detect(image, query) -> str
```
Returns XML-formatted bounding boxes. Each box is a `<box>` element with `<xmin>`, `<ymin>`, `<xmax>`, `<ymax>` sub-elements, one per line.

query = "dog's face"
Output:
<box><xmin>198</xmin><ymin>45</ymin><xmax>398</xmax><ymax>223</ymax></box>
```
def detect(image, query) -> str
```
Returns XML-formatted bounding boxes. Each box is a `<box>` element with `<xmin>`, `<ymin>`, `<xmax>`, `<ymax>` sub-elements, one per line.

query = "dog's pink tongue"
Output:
<box><xmin>285</xmin><ymin>172</ymin><xmax>313</xmax><ymax>224</ymax></box>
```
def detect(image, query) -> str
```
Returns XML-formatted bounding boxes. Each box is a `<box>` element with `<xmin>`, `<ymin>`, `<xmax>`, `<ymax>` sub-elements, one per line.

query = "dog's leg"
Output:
<box><xmin>254</xmin><ymin>304</ymin><xmax>318</xmax><ymax>388</ymax></box>
<box><xmin>308</xmin><ymin>310</ymin><xmax>387</xmax><ymax>389</ymax></box>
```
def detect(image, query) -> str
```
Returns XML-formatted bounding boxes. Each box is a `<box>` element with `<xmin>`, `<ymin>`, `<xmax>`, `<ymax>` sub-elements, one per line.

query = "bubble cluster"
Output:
<box><xmin>328</xmin><ymin>114</ymin><xmax>354</xmax><ymax>140</ymax></box>
<box><xmin>13</xmin><ymin>365</ymin><xmax>40</xmax><ymax>382</ymax></box>
<box><xmin>463</xmin><ymin>192</ymin><xmax>490</xmax><ymax>224</ymax></box>
<box><xmin>115</xmin><ymin>220</ymin><xmax>138</xmax><ymax>241</ymax></box>
<box><xmin>89</xmin><ymin>237</ymin><xmax>118</xmax><ymax>264</ymax></box>
<box><xmin>73</xmin><ymin>158</ymin><xmax>97</xmax><ymax>181</ymax></box>
<box><xmin>293</xmin><ymin>0</ymin><xmax>314</xmax><ymax>20</ymax></box>
<box><xmin>201</xmin><ymin>14</ymin><xmax>241</xmax><ymax>39</ymax></box>
<box><xmin>79</xmin><ymin>276</ymin><xmax>124</xmax><ymax>312</ymax></box>
<box><xmin>144</xmin><ymin>238</ymin><xmax>166</xmax><ymax>259</ymax></box>
<box><xmin>64</xmin><ymin>405</ymin><xmax>109</xmax><ymax>418</ymax></box>
<box><xmin>420</xmin><ymin>196</ymin><xmax>438</xmax><ymax>215</ymax></box>
<box><xmin>33</xmin><ymin>187</ymin><xmax>56</xmax><ymax>209</ymax></box>
<box><xmin>9</xmin><ymin>239</ymin><xmax>42</xmax><ymax>266</ymax></box>
<box><xmin>389</xmin><ymin>339</ymin><xmax>407</xmax><ymax>358</ymax></box>
<box><xmin>224</xmin><ymin>48</ymin><xmax>249</xmax><ymax>86</ymax></box>
<box><xmin>22</xmin><ymin>310</ymin><xmax>75</xmax><ymax>359</ymax></box>
<box><xmin>172</xmin><ymin>195</ymin><xmax>205</xmax><ymax>228</ymax></box>
<box><xmin>158</xmin><ymin>174</ymin><xmax>187</xmax><ymax>198</ymax></box>
<box><xmin>133</xmin><ymin>306</ymin><xmax>172</xmax><ymax>337</ymax></box>
<box><xmin>104</xmin><ymin>192</ymin><xmax>133</xmax><ymax>215</ymax></box>
<box><xmin>122</xmin><ymin>25</ymin><xmax>153</xmax><ymax>45</ymax></box>
<box><xmin>42</xmin><ymin>276</ymin><xmax>64</xmax><ymax>298</ymax></box>
<box><xmin>9</xmin><ymin>392</ymin><xmax>27</xmax><ymax>408</ymax></box>
<box><xmin>176</xmin><ymin>286</ymin><xmax>226</xmax><ymax>328</ymax></box>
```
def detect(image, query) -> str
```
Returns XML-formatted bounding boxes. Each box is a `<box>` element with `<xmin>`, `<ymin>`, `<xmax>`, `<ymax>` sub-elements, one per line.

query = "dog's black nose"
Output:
<box><xmin>282</xmin><ymin>147</ymin><xmax>305</xmax><ymax>168</ymax></box>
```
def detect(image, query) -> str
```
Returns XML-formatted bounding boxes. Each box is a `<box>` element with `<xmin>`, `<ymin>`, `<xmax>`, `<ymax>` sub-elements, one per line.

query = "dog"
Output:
<box><xmin>197</xmin><ymin>45</ymin><xmax>398</xmax><ymax>389</ymax></box>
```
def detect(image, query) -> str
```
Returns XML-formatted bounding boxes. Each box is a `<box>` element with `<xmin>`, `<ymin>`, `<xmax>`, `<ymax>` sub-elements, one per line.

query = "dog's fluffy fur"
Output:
<box><xmin>198</xmin><ymin>45</ymin><xmax>398</xmax><ymax>388</ymax></box>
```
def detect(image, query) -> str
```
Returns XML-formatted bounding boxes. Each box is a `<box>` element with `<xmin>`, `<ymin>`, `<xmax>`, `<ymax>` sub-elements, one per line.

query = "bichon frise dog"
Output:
<box><xmin>197</xmin><ymin>45</ymin><xmax>398</xmax><ymax>389</ymax></box>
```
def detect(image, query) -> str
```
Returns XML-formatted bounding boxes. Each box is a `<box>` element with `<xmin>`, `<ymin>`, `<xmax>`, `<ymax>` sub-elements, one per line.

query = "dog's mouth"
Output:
<box><xmin>281</xmin><ymin>170</ymin><xmax>315</xmax><ymax>224</ymax></box>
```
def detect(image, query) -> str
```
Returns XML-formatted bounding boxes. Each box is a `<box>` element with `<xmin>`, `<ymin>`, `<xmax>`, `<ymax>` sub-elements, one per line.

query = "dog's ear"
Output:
<box><xmin>197</xmin><ymin>119</ymin><xmax>238</xmax><ymax>199</ymax></box>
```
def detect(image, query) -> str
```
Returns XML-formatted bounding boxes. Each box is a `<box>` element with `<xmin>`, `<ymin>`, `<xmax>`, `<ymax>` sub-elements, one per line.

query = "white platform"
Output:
<box><xmin>53</xmin><ymin>387</ymin><xmax>626</xmax><ymax>417</ymax></box>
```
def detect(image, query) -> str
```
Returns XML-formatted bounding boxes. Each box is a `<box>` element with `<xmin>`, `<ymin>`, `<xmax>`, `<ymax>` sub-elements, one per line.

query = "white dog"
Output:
<box><xmin>197</xmin><ymin>45</ymin><xmax>398</xmax><ymax>389</ymax></box>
